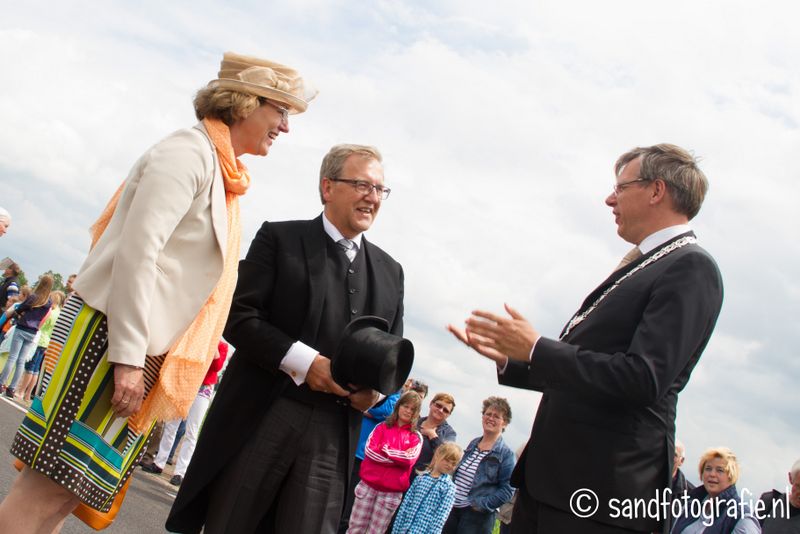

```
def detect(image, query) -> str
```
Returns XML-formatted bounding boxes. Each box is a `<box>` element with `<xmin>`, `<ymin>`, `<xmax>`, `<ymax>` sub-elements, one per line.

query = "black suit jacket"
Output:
<box><xmin>167</xmin><ymin>216</ymin><xmax>404</xmax><ymax>532</ymax></box>
<box><xmin>501</xmin><ymin>232</ymin><xmax>722</xmax><ymax>532</ymax></box>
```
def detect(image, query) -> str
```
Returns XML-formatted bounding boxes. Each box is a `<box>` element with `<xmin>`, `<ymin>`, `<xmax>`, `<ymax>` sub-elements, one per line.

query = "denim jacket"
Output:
<box><xmin>458</xmin><ymin>435</ymin><xmax>515</xmax><ymax>512</ymax></box>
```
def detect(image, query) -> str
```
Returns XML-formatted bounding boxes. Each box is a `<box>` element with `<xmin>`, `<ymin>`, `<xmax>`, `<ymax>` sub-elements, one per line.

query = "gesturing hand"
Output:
<box><xmin>448</xmin><ymin>303</ymin><xmax>539</xmax><ymax>364</ymax></box>
<box><xmin>111</xmin><ymin>364</ymin><xmax>145</xmax><ymax>418</ymax></box>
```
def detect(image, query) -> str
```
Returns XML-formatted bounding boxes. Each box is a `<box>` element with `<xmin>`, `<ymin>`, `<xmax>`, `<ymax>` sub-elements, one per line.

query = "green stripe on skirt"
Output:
<box><xmin>11</xmin><ymin>294</ymin><xmax>165</xmax><ymax>512</ymax></box>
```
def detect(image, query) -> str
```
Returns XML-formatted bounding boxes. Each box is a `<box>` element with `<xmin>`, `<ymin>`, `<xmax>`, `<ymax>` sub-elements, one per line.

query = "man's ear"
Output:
<box><xmin>321</xmin><ymin>176</ymin><xmax>333</xmax><ymax>202</ymax></box>
<box><xmin>649</xmin><ymin>178</ymin><xmax>668</xmax><ymax>205</ymax></box>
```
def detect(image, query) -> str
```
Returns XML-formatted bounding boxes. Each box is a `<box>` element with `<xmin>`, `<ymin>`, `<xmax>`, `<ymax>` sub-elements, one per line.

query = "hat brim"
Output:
<box><xmin>208</xmin><ymin>79</ymin><xmax>310</xmax><ymax>114</ymax></box>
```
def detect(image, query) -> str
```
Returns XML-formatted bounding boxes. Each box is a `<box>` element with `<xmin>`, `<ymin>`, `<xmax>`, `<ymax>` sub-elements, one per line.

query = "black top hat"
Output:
<box><xmin>331</xmin><ymin>316</ymin><xmax>414</xmax><ymax>395</ymax></box>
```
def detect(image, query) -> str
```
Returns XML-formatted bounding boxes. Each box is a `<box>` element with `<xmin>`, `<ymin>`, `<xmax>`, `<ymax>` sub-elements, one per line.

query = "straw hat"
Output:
<box><xmin>208</xmin><ymin>52</ymin><xmax>317</xmax><ymax>114</ymax></box>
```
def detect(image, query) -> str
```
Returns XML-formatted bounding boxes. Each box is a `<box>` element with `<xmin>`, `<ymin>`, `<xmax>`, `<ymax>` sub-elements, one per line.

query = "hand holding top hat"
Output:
<box><xmin>331</xmin><ymin>316</ymin><xmax>415</xmax><ymax>396</ymax></box>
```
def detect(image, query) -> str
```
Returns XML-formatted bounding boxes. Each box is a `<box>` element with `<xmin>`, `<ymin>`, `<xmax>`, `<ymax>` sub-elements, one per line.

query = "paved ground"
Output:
<box><xmin>0</xmin><ymin>396</ymin><xmax>176</xmax><ymax>533</ymax></box>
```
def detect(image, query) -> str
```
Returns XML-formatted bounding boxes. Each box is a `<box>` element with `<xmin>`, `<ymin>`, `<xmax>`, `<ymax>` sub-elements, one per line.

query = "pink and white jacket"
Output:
<box><xmin>360</xmin><ymin>421</ymin><xmax>422</xmax><ymax>492</ymax></box>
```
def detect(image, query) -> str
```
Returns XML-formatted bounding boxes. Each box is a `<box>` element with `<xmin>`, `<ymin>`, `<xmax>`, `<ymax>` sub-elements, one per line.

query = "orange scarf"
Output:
<box><xmin>90</xmin><ymin>119</ymin><xmax>249</xmax><ymax>431</ymax></box>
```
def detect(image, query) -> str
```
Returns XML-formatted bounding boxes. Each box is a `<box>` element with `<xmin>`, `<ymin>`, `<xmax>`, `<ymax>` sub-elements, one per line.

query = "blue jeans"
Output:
<box><xmin>0</xmin><ymin>327</ymin><xmax>37</xmax><ymax>389</ymax></box>
<box><xmin>443</xmin><ymin>505</ymin><xmax>496</xmax><ymax>534</ymax></box>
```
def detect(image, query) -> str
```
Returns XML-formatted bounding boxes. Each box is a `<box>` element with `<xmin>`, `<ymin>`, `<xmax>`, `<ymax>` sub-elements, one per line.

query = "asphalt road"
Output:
<box><xmin>0</xmin><ymin>396</ymin><xmax>176</xmax><ymax>533</ymax></box>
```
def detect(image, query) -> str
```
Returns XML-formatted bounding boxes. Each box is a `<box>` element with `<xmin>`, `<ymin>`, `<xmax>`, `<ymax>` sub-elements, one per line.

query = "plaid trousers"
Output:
<box><xmin>346</xmin><ymin>480</ymin><xmax>403</xmax><ymax>534</ymax></box>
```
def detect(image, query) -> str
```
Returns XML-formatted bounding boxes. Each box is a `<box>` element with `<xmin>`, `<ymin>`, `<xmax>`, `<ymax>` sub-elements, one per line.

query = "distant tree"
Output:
<box><xmin>41</xmin><ymin>270</ymin><xmax>65</xmax><ymax>292</ymax></box>
<box><xmin>17</xmin><ymin>271</ymin><xmax>27</xmax><ymax>287</ymax></box>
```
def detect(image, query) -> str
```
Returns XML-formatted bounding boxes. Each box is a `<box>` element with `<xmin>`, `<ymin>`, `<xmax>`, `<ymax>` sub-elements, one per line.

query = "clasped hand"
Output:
<box><xmin>306</xmin><ymin>354</ymin><xmax>379</xmax><ymax>411</ymax></box>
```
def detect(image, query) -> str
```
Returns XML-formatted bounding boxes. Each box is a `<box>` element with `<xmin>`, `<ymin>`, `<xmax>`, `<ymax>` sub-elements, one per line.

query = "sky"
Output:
<box><xmin>1</xmin><ymin>0</ymin><xmax>799</xmax><ymax>498</ymax></box>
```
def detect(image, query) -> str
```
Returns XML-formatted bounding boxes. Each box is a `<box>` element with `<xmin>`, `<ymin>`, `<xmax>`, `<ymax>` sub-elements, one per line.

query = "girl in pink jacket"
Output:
<box><xmin>347</xmin><ymin>391</ymin><xmax>423</xmax><ymax>534</ymax></box>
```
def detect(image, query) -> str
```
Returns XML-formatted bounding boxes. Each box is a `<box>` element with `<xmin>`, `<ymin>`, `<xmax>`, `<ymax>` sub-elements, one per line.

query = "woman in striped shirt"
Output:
<box><xmin>442</xmin><ymin>396</ymin><xmax>516</xmax><ymax>534</ymax></box>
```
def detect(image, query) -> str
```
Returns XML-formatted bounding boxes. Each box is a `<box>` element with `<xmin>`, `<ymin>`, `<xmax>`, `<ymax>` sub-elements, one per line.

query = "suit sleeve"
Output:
<box><xmin>500</xmin><ymin>251</ymin><xmax>723</xmax><ymax>406</ymax></box>
<box><xmin>222</xmin><ymin>222</ymin><xmax>300</xmax><ymax>373</ymax></box>
<box><xmin>390</xmin><ymin>264</ymin><xmax>404</xmax><ymax>336</ymax></box>
<box><xmin>105</xmin><ymin>131</ymin><xmax>212</xmax><ymax>367</ymax></box>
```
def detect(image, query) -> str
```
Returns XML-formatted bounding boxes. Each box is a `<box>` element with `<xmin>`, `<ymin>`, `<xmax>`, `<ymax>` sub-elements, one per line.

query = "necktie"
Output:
<box><xmin>338</xmin><ymin>238</ymin><xmax>357</xmax><ymax>262</ymax></box>
<box><xmin>614</xmin><ymin>246</ymin><xmax>642</xmax><ymax>272</ymax></box>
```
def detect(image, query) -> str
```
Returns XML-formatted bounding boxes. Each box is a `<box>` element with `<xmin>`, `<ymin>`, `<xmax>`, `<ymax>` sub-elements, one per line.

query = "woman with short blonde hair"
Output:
<box><xmin>671</xmin><ymin>447</ymin><xmax>760</xmax><ymax>533</ymax></box>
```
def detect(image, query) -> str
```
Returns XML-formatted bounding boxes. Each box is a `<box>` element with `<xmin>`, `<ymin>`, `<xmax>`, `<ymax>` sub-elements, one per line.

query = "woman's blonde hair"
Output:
<box><xmin>429</xmin><ymin>441</ymin><xmax>463</xmax><ymax>472</ymax></box>
<box><xmin>49</xmin><ymin>290</ymin><xmax>66</xmax><ymax>309</ymax></box>
<box><xmin>194</xmin><ymin>86</ymin><xmax>263</xmax><ymax>126</ymax></box>
<box><xmin>698</xmin><ymin>446</ymin><xmax>740</xmax><ymax>484</ymax></box>
<box><xmin>30</xmin><ymin>275</ymin><xmax>54</xmax><ymax>308</ymax></box>
<box><xmin>386</xmin><ymin>391</ymin><xmax>422</xmax><ymax>428</ymax></box>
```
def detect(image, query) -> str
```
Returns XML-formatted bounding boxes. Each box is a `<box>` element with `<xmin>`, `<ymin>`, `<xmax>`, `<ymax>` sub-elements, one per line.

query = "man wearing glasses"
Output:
<box><xmin>450</xmin><ymin>144</ymin><xmax>723</xmax><ymax>533</ymax></box>
<box><xmin>169</xmin><ymin>144</ymin><xmax>404</xmax><ymax>533</ymax></box>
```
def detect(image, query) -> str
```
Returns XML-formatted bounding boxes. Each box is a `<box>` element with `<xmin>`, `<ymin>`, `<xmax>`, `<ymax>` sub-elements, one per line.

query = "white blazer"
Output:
<box><xmin>73</xmin><ymin>123</ymin><xmax>227</xmax><ymax>367</ymax></box>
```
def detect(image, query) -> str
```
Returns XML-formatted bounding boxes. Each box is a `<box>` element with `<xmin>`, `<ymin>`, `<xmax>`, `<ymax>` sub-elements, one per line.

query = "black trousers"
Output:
<box><xmin>203</xmin><ymin>396</ymin><xmax>349</xmax><ymax>534</ymax></box>
<box><xmin>510</xmin><ymin>485</ymin><xmax>651</xmax><ymax>534</ymax></box>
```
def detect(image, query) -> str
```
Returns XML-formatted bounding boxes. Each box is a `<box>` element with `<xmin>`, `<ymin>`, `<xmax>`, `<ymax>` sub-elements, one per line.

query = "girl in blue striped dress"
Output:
<box><xmin>393</xmin><ymin>441</ymin><xmax>464</xmax><ymax>534</ymax></box>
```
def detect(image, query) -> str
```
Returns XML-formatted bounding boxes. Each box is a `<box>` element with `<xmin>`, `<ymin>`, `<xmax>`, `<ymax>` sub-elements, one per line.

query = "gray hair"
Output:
<box><xmin>318</xmin><ymin>144</ymin><xmax>382</xmax><ymax>204</ymax></box>
<box><xmin>615</xmin><ymin>144</ymin><xmax>709</xmax><ymax>220</ymax></box>
<box><xmin>0</xmin><ymin>207</ymin><xmax>10</xmax><ymax>225</ymax></box>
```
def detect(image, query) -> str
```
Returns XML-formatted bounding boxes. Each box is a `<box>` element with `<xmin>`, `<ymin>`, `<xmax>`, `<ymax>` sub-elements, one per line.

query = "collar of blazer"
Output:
<box><xmin>559</xmin><ymin>232</ymin><xmax>697</xmax><ymax>340</ymax></box>
<box><xmin>193</xmin><ymin>123</ymin><xmax>228</xmax><ymax>260</ymax></box>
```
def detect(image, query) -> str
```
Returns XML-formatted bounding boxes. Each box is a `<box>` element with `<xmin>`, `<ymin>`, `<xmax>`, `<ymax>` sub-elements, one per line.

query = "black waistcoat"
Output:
<box><xmin>284</xmin><ymin>237</ymin><xmax>370</xmax><ymax>405</ymax></box>
<box><xmin>316</xmin><ymin>237</ymin><xmax>370</xmax><ymax>354</ymax></box>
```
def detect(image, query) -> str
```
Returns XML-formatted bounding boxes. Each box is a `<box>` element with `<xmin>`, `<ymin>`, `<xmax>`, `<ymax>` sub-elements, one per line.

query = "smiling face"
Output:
<box><xmin>428</xmin><ymin>400</ymin><xmax>453</xmax><ymax>425</ymax></box>
<box><xmin>229</xmin><ymin>99</ymin><xmax>289</xmax><ymax>157</ymax></box>
<box><xmin>322</xmin><ymin>155</ymin><xmax>384</xmax><ymax>238</ymax></box>
<box><xmin>481</xmin><ymin>407</ymin><xmax>508</xmax><ymax>436</ymax></box>
<box><xmin>702</xmin><ymin>457</ymin><xmax>733</xmax><ymax>498</ymax></box>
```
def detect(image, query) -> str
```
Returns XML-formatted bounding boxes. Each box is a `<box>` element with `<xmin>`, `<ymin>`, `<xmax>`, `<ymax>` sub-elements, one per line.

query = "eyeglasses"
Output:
<box><xmin>432</xmin><ymin>402</ymin><xmax>452</xmax><ymax>415</ymax></box>
<box><xmin>329</xmin><ymin>178</ymin><xmax>391</xmax><ymax>200</ymax></box>
<box><xmin>482</xmin><ymin>411</ymin><xmax>504</xmax><ymax>421</ymax></box>
<box><xmin>612</xmin><ymin>178</ymin><xmax>649</xmax><ymax>195</ymax></box>
<box><xmin>260</xmin><ymin>99</ymin><xmax>290</xmax><ymax>123</ymax></box>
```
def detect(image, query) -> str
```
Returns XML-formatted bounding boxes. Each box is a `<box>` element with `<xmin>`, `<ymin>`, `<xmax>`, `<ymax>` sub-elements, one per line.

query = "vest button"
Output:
<box><xmin>349</xmin><ymin>288</ymin><xmax>356</xmax><ymax>294</ymax></box>
<box><xmin>351</xmin><ymin>308</ymin><xmax>358</xmax><ymax>314</ymax></box>
<box><xmin>348</xmin><ymin>268</ymin><xmax>355</xmax><ymax>274</ymax></box>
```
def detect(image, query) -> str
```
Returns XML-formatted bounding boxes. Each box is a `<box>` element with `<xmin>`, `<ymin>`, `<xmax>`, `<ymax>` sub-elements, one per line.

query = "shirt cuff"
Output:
<box><xmin>496</xmin><ymin>336</ymin><xmax>541</xmax><ymax>375</ymax></box>
<box><xmin>279</xmin><ymin>341</ymin><xmax>318</xmax><ymax>385</ymax></box>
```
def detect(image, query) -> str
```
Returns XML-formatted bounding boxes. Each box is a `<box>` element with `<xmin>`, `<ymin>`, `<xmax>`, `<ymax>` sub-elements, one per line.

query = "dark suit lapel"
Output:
<box><xmin>300</xmin><ymin>216</ymin><xmax>329</xmax><ymax>343</ymax></box>
<box><xmin>363</xmin><ymin>238</ymin><xmax>391</xmax><ymax>319</ymax></box>
<box><xmin>561</xmin><ymin>231</ymin><xmax>697</xmax><ymax>339</ymax></box>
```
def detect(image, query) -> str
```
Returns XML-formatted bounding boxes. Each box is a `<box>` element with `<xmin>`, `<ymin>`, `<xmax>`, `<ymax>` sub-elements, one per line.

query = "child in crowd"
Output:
<box><xmin>392</xmin><ymin>441</ymin><xmax>464</xmax><ymax>534</ymax></box>
<box><xmin>18</xmin><ymin>290</ymin><xmax>66</xmax><ymax>402</ymax></box>
<box><xmin>347</xmin><ymin>391</ymin><xmax>423</xmax><ymax>534</ymax></box>
<box><xmin>0</xmin><ymin>275</ymin><xmax>53</xmax><ymax>398</ymax></box>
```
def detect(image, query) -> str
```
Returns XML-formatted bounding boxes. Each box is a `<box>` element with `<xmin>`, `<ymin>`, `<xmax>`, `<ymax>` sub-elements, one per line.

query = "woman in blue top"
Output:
<box><xmin>0</xmin><ymin>274</ymin><xmax>53</xmax><ymax>398</ymax></box>
<box><xmin>442</xmin><ymin>396</ymin><xmax>515</xmax><ymax>534</ymax></box>
<box><xmin>671</xmin><ymin>447</ymin><xmax>760</xmax><ymax>534</ymax></box>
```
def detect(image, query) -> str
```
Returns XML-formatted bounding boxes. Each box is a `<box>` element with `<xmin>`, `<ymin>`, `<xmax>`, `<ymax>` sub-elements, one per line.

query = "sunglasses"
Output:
<box><xmin>433</xmin><ymin>402</ymin><xmax>452</xmax><ymax>415</ymax></box>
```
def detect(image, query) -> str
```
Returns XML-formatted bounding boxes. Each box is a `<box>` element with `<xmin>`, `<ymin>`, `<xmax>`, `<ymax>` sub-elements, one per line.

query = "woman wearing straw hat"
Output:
<box><xmin>0</xmin><ymin>51</ymin><xmax>316</xmax><ymax>533</ymax></box>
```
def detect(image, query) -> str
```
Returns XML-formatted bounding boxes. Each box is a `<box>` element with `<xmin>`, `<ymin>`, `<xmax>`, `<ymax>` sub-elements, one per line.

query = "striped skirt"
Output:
<box><xmin>10</xmin><ymin>294</ymin><xmax>164</xmax><ymax>512</ymax></box>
